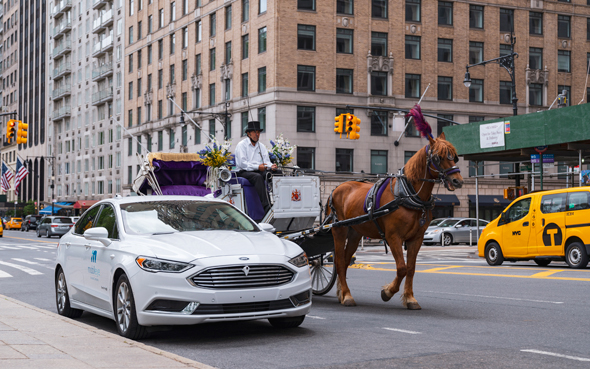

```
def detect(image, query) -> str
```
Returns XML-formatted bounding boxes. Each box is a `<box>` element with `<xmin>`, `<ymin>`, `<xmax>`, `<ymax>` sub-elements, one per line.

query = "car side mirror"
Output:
<box><xmin>258</xmin><ymin>223</ymin><xmax>275</xmax><ymax>233</ymax></box>
<box><xmin>455</xmin><ymin>224</ymin><xmax>463</xmax><ymax>228</ymax></box>
<box><xmin>84</xmin><ymin>227</ymin><xmax>112</xmax><ymax>246</ymax></box>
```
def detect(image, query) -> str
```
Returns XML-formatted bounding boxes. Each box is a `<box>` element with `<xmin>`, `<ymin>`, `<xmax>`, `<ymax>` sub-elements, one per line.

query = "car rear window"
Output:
<box><xmin>13</xmin><ymin>218</ymin><xmax>22</xmax><ymax>221</ymax></box>
<box><xmin>30</xmin><ymin>216</ymin><xmax>41</xmax><ymax>221</ymax></box>
<box><xmin>53</xmin><ymin>217</ymin><xmax>73</xmax><ymax>224</ymax></box>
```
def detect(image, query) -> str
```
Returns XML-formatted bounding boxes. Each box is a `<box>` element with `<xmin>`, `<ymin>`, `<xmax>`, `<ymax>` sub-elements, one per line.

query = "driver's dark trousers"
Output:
<box><xmin>237</xmin><ymin>170</ymin><xmax>270</xmax><ymax>213</ymax></box>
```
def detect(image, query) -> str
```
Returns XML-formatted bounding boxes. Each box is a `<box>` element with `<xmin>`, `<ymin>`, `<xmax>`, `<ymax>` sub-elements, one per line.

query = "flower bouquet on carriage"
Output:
<box><xmin>269</xmin><ymin>134</ymin><xmax>296</xmax><ymax>172</ymax></box>
<box><xmin>197</xmin><ymin>138</ymin><xmax>232</xmax><ymax>192</ymax></box>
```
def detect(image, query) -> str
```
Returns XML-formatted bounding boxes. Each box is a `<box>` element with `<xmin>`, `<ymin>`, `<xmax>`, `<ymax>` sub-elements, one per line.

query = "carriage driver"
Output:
<box><xmin>235</xmin><ymin>121</ymin><xmax>277</xmax><ymax>214</ymax></box>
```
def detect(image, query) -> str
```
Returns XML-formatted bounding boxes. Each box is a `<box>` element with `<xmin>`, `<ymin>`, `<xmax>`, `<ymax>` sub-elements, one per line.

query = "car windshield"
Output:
<box><xmin>437</xmin><ymin>219</ymin><xmax>460</xmax><ymax>227</ymax></box>
<box><xmin>120</xmin><ymin>200</ymin><xmax>258</xmax><ymax>235</ymax></box>
<box><xmin>13</xmin><ymin>218</ymin><xmax>22</xmax><ymax>222</ymax></box>
<box><xmin>429</xmin><ymin>219</ymin><xmax>445</xmax><ymax>226</ymax></box>
<box><xmin>53</xmin><ymin>217</ymin><xmax>73</xmax><ymax>224</ymax></box>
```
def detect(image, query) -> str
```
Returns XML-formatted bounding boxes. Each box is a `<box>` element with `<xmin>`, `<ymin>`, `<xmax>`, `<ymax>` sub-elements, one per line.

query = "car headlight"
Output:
<box><xmin>431</xmin><ymin>229</ymin><xmax>442</xmax><ymax>234</ymax></box>
<box><xmin>136</xmin><ymin>256</ymin><xmax>194</xmax><ymax>273</ymax></box>
<box><xmin>288</xmin><ymin>252</ymin><xmax>308</xmax><ymax>268</ymax></box>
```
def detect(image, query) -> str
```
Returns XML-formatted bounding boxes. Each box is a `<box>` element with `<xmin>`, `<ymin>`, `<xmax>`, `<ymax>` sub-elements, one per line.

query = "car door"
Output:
<box><xmin>84</xmin><ymin>204</ymin><xmax>120</xmax><ymax>312</ymax></box>
<box><xmin>67</xmin><ymin>206</ymin><xmax>102</xmax><ymax>305</ymax></box>
<box><xmin>453</xmin><ymin>219</ymin><xmax>471</xmax><ymax>243</ymax></box>
<box><xmin>501</xmin><ymin>197</ymin><xmax>533</xmax><ymax>257</ymax></box>
<box><xmin>564</xmin><ymin>191</ymin><xmax>590</xmax><ymax>244</ymax></box>
<box><xmin>40</xmin><ymin>218</ymin><xmax>51</xmax><ymax>235</ymax></box>
<box><xmin>533</xmin><ymin>193</ymin><xmax>567</xmax><ymax>256</ymax></box>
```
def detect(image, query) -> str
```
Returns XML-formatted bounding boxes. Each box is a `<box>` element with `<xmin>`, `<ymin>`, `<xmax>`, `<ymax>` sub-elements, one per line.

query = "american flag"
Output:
<box><xmin>1</xmin><ymin>161</ymin><xmax>14</xmax><ymax>192</ymax></box>
<box><xmin>14</xmin><ymin>156</ymin><xmax>29</xmax><ymax>196</ymax></box>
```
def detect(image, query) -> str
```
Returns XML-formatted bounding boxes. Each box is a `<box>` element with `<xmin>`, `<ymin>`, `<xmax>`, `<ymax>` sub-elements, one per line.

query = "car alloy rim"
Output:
<box><xmin>116</xmin><ymin>282</ymin><xmax>132</xmax><ymax>332</ymax></box>
<box><xmin>57</xmin><ymin>273</ymin><xmax>67</xmax><ymax>312</ymax></box>
<box><xmin>489</xmin><ymin>248</ymin><xmax>497</xmax><ymax>262</ymax></box>
<box><xmin>444</xmin><ymin>235</ymin><xmax>451</xmax><ymax>245</ymax></box>
<box><xmin>569</xmin><ymin>247</ymin><xmax>581</xmax><ymax>265</ymax></box>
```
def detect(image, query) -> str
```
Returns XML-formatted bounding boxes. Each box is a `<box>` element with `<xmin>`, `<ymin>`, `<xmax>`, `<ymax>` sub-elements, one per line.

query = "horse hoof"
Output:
<box><xmin>381</xmin><ymin>289</ymin><xmax>392</xmax><ymax>302</ymax></box>
<box><xmin>406</xmin><ymin>302</ymin><xmax>422</xmax><ymax>310</ymax></box>
<box><xmin>342</xmin><ymin>297</ymin><xmax>356</xmax><ymax>307</ymax></box>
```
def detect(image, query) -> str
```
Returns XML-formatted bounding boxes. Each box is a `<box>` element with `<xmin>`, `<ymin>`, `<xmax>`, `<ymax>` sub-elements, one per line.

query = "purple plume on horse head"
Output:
<box><xmin>406</xmin><ymin>104</ymin><xmax>433</xmax><ymax>139</ymax></box>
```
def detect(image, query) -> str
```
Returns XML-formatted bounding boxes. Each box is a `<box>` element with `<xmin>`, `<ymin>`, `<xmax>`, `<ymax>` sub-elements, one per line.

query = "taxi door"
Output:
<box><xmin>501</xmin><ymin>197</ymin><xmax>533</xmax><ymax>257</ymax></box>
<box><xmin>533</xmin><ymin>193</ymin><xmax>567</xmax><ymax>256</ymax></box>
<box><xmin>564</xmin><ymin>190</ymin><xmax>590</xmax><ymax>245</ymax></box>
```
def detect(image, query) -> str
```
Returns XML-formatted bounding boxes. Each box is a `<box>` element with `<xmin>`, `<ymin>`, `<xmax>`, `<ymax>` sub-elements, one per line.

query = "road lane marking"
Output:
<box><xmin>0</xmin><ymin>261</ymin><xmax>43</xmax><ymax>275</ymax></box>
<box><xmin>530</xmin><ymin>270</ymin><xmax>562</xmax><ymax>278</ymax></box>
<box><xmin>307</xmin><ymin>316</ymin><xmax>326</xmax><ymax>320</ymax></box>
<box><xmin>11</xmin><ymin>259</ymin><xmax>54</xmax><ymax>270</ymax></box>
<box><xmin>420</xmin><ymin>266</ymin><xmax>463</xmax><ymax>273</ymax></box>
<box><xmin>2</xmin><ymin>235</ymin><xmax>58</xmax><ymax>244</ymax></box>
<box><xmin>521</xmin><ymin>349</ymin><xmax>590</xmax><ymax>362</ymax></box>
<box><xmin>383</xmin><ymin>327</ymin><xmax>421</xmax><ymax>335</ymax></box>
<box><xmin>0</xmin><ymin>270</ymin><xmax>12</xmax><ymax>278</ymax></box>
<box><xmin>422</xmin><ymin>291</ymin><xmax>563</xmax><ymax>304</ymax></box>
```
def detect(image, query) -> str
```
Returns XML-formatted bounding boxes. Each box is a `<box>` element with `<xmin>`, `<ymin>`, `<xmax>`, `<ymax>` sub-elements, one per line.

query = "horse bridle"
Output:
<box><xmin>424</xmin><ymin>145</ymin><xmax>460</xmax><ymax>190</ymax></box>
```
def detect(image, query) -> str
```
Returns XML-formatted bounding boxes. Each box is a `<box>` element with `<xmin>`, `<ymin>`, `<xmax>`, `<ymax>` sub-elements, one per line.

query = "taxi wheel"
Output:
<box><xmin>485</xmin><ymin>242</ymin><xmax>504</xmax><ymax>266</ymax></box>
<box><xmin>114</xmin><ymin>274</ymin><xmax>149</xmax><ymax>340</ymax></box>
<box><xmin>268</xmin><ymin>315</ymin><xmax>306</xmax><ymax>329</ymax></box>
<box><xmin>565</xmin><ymin>242</ymin><xmax>589</xmax><ymax>269</ymax></box>
<box><xmin>55</xmin><ymin>268</ymin><xmax>83</xmax><ymax>319</ymax></box>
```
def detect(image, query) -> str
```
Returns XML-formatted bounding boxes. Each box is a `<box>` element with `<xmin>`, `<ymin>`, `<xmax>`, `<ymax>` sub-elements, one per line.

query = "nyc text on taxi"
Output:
<box><xmin>478</xmin><ymin>188</ymin><xmax>590</xmax><ymax>268</ymax></box>
<box><xmin>55</xmin><ymin>196</ymin><xmax>312</xmax><ymax>339</ymax></box>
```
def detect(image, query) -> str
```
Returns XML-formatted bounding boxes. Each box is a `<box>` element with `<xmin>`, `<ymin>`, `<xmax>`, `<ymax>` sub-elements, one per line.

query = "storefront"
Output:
<box><xmin>73</xmin><ymin>200</ymin><xmax>100</xmax><ymax>216</ymax></box>
<box><xmin>432</xmin><ymin>194</ymin><xmax>460</xmax><ymax>219</ymax></box>
<box><xmin>468</xmin><ymin>195</ymin><xmax>511</xmax><ymax>221</ymax></box>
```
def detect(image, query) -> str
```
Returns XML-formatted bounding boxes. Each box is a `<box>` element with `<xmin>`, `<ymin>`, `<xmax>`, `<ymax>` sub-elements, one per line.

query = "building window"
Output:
<box><xmin>298</xmin><ymin>0</ymin><xmax>315</xmax><ymax>11</ymax></box>
<box><xmin>500</xmin><ymin>8</ymin><xmax>513</xmax><ymax>32</ymax></box>
<box><xmin>405</xmin><ymin>116</ymin><xmax>420</xmax><ymax>137</ymax></box>
<box><xmin>158</xmin><ymin>100</ymin><xmax>163</xmax><ymax>119</ymax></box>
<box><xmin>469</xmin><ymin>79</ymin><xmax>483</xmax><ymax>103</ymax></box>
<box><xmin>169</xmin><ymin>128</ymin><xmax>175</xmax><ymax>149</ymax></box>
<box><xmin>242</xmin><ymin>35</ymin><xmax>249</xmax><ymax>59</ymax></box>
<box><xmin>171</xmin><ymin>1</ymin><xmax>176</xmax><ymax>21</ymax></box>
<box><xmin>404</xmin><ymin>151</ymin><xmax>416</xmax><ymax>164</ymax></box>
<box><xmin>405</xmin><ymin>74</ymin><xmax>421</xmax><ymax>98</ymax></box>
<box><xmin>469</xmin><ymin>116</ymin><xmax>485</xmax><ymax>123</ymax></box>
<box><xmin>371</xmin><ymin>150</ymin><xmax>388</xmax><ymax>174</ymax></box>
<box><xmin>258</xmin><ymin>107</ymin><xmax>266</xmax><ymax>131</ymax></box>
<box><xmin>406</xmin><ymin>0</ymin><xmax>420</xmax><ymax>22</ymax></box>
<box><xmin>129</xmin><ymin>54</ymin><xmax>134</xmax><ymax>73</ymax></box>
<box><xmin>129</xmin><ymin>26</ymin><xmax>134</xmax><ymax>44</ymax></box>
<box><xmin>128</xmin><ymin>137</ymin><xmax>133</xmax><ymax>156</ymax></box>
<box><xmin>336</xmin><ymin>69</ymin><xmax>353</xmax><ymax>94</ymax></box>
<box><xmin>558</xmin><ymin>15</ymin><xmax>570</xmax><ymax>38</ymax></box>
<box><xmin>436</xmin><ymin>39</ymin><xmax>453</xmax><ymax>63</ymax></box>
<box><xmin>183</xmin><ymin>27</ymin><xmax>188</xmax><ymax>48</ymax></box>
<box><xmin>195</xmin><ymin>125</ymin><xmax>202</xmax><ymax>144</ymax></box>
<box><xmin>337</xmin><ymin>0</ymin><xmax>353</xmax><ymax>15</ymax></box>
<box><xmin>225</xmin><ymin>41</ymin><xmax>232</xmax><ymax>64</ymax></box>
<box><xmin>469</xmin><ymin>161</ymin><xmax>485</xmax><ymax>177</ymax></box>
<box><xmin>336</xmin><ymin>149</ymin><xmax>353</xmax><ymax>172</ymax></box>
<box><xmin>197</xmin><ymin>20</ymin><xmax>202</xmax><ymax>42</ymax></box>
<box><xmin>258</xmin><ymin>67</ymin><xmax>267</xmax><ymax>92</ymax></box>
<box><xmin>158</xmin><ymin>131</ymin><xmax>163</xmax><ymax>150</ymax></box>
<box><xmin>297</xmin><ymin>106</ymin><xmax>315</xmax><ymax>132</ymax></box>
<box><xmin>500</xmin><ymin>81</ymin><xmax>513</xmax><ymax>105</ymax></box>
<box><xmin>371</xmin><ymin>32</ymin><xmax>387</xmax><ymax>56</ymax></box>
<box><xmin>129</xmin><ymin>82</ymin><xmax>133</xmax><ymax>99</ymax></box>
<box><xmin>182</xmin><ymin>60</ymin><xmax>188</xmax><ymax>80</ymax></box>
<box><xmin>128</xmin><ymin>109</ymin><xmax>133</xmax><ymax>127</ymax></box>
<box><xmin>371</xmin><ymin>111</ymin><xmax>387</xmax><ymax>136</ymax></box>
<box><xmin>210</xmin><ymin>13</ymin><xmax>216</xmax><ymax>37</ymax></box>
<box><xmin>469</xmin><ymin>5</ymin><xmax>483</xmax><ymax>29</ymax></box>
<box><xmin>371</xmin><ymin>72</ymin><xmax>387</xmax><ymax>96</ymax></box>
<box><xmin>182</xmin><ymin>92</ymin><xmax>188</xmax><ymax>111</ymax></box>
<box><xmin>148</xmin><ymin>15</ymin><xmax>153</xmax><ymax>33</ymax></box>
<box><xmin>170</xmin><ymin>33</ymin><xmax>176</xmax><ymax>54</ymax></box>
<box><xmin>530</xmin><ymin>12</ymin><xmax>543</xmax><ymax>35</ymax></box>
<box><xmin>558</xmin><ymin>85</ymin><xmax>571</xmax><ymax>107</ymax></box>
<box><xmin>241</xmin><ymin>112</ymin><xmax>249</xmax><ymax>136</ymax></box>
<box><xmin>259</xmin><ymin>0</ymin><xmax>267</xmax><ymax>14</ymax></box>
<box><xmin>210</xmin><ymin>48</ymin><xmax>216</xmax><ymax>71</ymax></box>
<box><xmin>297</xmin><ymin>65</ymin><xmax>315</xmax><ymax>91</ymax></box>
<box><xmin>336</xmin><ymin>29</ymin><xmax>353</xmax><ymax>54</ymax></box>
<box><xmin>297</xmin><ymin>147</ymin><xmax>315</xmax><ymax>169</ymax></box>
<box><xmin>437</xmin><ymin>114</ymin><xmax>453</xmax><ymax>136</ymax></box>
<box><xmin>298</xmin><ymin>25</ymin><xmax>316</xmax><ymax>51</ymax></box>
<box><xmin>438</xmin><ymin>76</ymin><xmax>452</xmax><ymax>100</ymax></box>
<box><xmin>500</xmin><ymin>44</ymin><xmax>511</xmax><ymax>57</ymax></box>
<box><xmin>159</xmin><ymin>8</ymin><xmax>164</xmax><ymax>28</ymax></box>
<box><xmin>225</xmin><ymin>79</ymin><xmax>231</xmax><ymax>101</ymax></box>
<box><xmin>405</xmin><ymin>35</ymin><xmax>421</xmax><ymax>60</ymax></box>
<box><xmin>182</xmin><ymin>125</ymin><xmax>188</xmax><ymax>146</ymax></box>
<box><xmin>242</xmin><ymin>0</ymin><xmax>249</xmax><ymax>22</ymax></box>
<box><xmin>372</xmin><ymin>0</ymin><xmax>387</xmax><ymax>19</ymax></box>
<box><xmin>225</xmin><ymin>5</ymin><xmax>232</xmax><ymax>30</ymax></box>
<box><xmin>158</xmin><ymin>39</ymin><xmax>163</xmax><ymax>59</ymax></box>
<box><xmin>210</xmin><ymin>83</ymin><xmax>216</xmax><ymax>105</ymax></box>
<box><xmin>529</xmin><ymin>48</ymin><xmax>543</xmax><ymax>70</ymax></box>
<box><xmin>242</xmin><ymin>73</ymin><xmax>248</xmax><ymax>97</ymax></box>
<box><xmin>258</xmin><ymin>27</ymin><xmax>267</xmax><ymax>53</ymax></box>
<box><xmin>438</xmin><ymin>1</ymin><xmax>452</xmax><ymax>25</ymax></box>
<box><xmin>469</xmin><ymin>42</ymin><xmax>483</xmax><ymax>64</ymax></box>
<box><xmin>558</xmin><ymin>50</ymin><xmax>571</xmax><ymax>72</ymax></box>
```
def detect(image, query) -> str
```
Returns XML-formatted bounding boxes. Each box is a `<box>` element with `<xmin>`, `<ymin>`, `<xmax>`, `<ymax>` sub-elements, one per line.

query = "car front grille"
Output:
<box><xmin>192</xmin><ymin>299</ymin><xmax>294</xmax><ymax>315</ymax></box>
<box><xmin>189</xmin><ymin>264</ymin><xmax>295</xmax><ymax>289</ymax></box>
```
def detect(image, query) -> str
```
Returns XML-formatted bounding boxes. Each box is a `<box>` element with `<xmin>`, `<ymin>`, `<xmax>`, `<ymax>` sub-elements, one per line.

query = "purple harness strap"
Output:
<box><xmin>363</xmin><ymin>177</ymin><xmax>391</xmax><ymax>213</ymax></box>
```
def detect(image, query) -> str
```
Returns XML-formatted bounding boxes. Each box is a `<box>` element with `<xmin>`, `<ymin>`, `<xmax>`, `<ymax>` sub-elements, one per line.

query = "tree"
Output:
<box><xmin>23</xmin><ymin>200</ymin><xmax>36</xmax><ymax>216</ymax></box>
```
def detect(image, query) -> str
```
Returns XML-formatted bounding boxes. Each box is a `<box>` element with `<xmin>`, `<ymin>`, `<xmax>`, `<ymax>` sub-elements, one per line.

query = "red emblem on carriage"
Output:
<box><xmin>291</xmin><ymin>189</ymin><xmax>301</xmax><ymax>202</ymax></box>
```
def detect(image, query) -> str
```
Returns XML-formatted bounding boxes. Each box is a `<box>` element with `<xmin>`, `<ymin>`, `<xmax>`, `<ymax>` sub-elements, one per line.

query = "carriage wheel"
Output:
<box><xmin>309</xmin><ymin>253</ymin><xmax>337</xmax><ymax>296</ymax></box>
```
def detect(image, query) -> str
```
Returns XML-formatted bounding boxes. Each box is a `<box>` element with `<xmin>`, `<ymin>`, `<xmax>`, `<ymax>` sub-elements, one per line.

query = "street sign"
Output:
<box><xmin>531</xmin><ymin>154</ymin><xmax>554</xmax><ymax>163</ymax></box>
<box><xmin>535</xmin><ymin>146</ymin><xmax>548</xmax><ymax>153</ymax></box>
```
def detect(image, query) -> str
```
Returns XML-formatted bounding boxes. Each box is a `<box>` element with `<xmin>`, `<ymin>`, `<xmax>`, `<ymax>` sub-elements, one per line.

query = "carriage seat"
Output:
<box><xmin>159</xmin><ymin>185</ymin><xmax>211</xmax><ymax>197</ymax></box>
<box><xmin>229</xmin><ymin>175</ymin><xmax>266</xmax><ymax>222</ymax></box>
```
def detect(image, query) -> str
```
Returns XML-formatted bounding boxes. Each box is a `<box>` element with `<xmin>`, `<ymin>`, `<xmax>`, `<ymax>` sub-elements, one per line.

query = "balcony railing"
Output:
<box><xmin>53</xmin><ymin>63</ymin><xmax>72</xmax><ymax>79</ymax></box>
<box><xmin>92</xmin><ymin>0</ymin><xmax>110</xmax><ymax>10</ymax></box>
<box><xmin>92</xmin><ymin>87</ymin><xmax>114</xmax><ymax>105</ymax></box>
<box><xmin>52</xmin><ymin>86</ymin><xmax>72</xmax><ymax>99</ymax></box>
<box><xmin>53</xmin><ymin>42</ymin><xmax>72</xmax><ymax>58</ymax></box>
<box><xmin>52</xmin><ymin>0</ymin><xmax>72</xmax><ymax>17</ymax></box>
<box><xmin>92</xmin><ymin>9</ymin><xmax>113</xmax><ymax>33</ymax></box>
<box><xmin>92</xmin><ymin>63</ymin><xmax>113</xmax><ymax>81</ymax></box>
<box><xmin>92</xmin><ymin>34</ymin><xmax>114</xmax><ymax>57</ymax></box>
<box><xmin>52</xmin><ymin>106</ymin><xmax>71</xmax><ymax>120</ymax></box>
<box><xmin>53</xmin><ymin>21</ymin><xmax>72</xmax><ymax>38</ymax></box>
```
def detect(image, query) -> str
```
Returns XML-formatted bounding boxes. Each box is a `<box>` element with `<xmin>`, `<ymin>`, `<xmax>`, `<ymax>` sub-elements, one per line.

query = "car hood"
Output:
<box><xmin>131</xmin><ymin>231</ymin><xmax>302</xmax><ymax>262</ymax></box>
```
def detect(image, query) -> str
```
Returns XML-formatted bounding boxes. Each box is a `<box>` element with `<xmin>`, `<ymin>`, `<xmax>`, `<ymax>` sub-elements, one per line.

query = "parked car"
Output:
<box><xmin>36</xmin><ymin>216</ymin><xmax>74</xmax><ymax>238</ymax></box>
<box><xmin>423</xmin><ymin>218</ymin><xmax>489</xmax><ymax>246</ymax></box>
<box><xmin>55</xmin><ymin>196</ymin><xmax>312</xmax><ymax>339</ymax></box>
<box><xmin>21</xmin><ymin>215</ymin><xmax>43</xmax><ymax>232</ymax></box>
<box><xmin>5</xmin><ymin>218</ymin><xmax>23</xmax><ymax>230</ymax></box>
<box><xmin>70</xmin><ymin>216</ymin><xmax>80</xmax><ymax>224</ymax></box>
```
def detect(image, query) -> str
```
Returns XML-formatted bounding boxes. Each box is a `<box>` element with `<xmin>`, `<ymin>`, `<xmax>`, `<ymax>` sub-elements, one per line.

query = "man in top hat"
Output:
<box><xmin>235</xmin><ymin>121</ymin><xmax>277</xmax><ymax>214</ymax></box>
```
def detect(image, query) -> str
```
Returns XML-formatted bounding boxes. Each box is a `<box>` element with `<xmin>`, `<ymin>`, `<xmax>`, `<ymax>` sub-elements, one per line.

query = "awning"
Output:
<box><xmin>73</xmin><ymin>200</ymin><xmax>99</xmax><ymax>209</ymax></box>
<box><xmin>39</xmin><ymin>206</ymin><xmax>58</xmax><ymax>214</ymax></box>
<box><xmin>468</xmin><ymin>195</ymin><xmax>512</xmax><ymax>207</ymax></box>
<box><xmin>434</xmin><ymin>194</ymin><xmax>460</xmax><ymax>206</ymax></box>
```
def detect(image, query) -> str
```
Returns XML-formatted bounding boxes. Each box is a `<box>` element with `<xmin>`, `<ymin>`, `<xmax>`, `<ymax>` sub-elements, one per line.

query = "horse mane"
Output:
<box><xmin>406</xmin><ymin>104</ymin><xmax>432</xmax><ymax>139</ymax></box>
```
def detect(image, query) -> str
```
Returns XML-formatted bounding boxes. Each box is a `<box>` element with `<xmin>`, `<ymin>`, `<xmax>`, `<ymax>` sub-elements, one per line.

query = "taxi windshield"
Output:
<box><xmin>120</xmin><ymin>200</ymin><xmax>258</xmax><ymax>235</ymax></box>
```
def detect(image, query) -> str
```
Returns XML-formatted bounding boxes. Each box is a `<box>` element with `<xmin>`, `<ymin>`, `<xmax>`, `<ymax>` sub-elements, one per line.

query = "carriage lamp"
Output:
<box><xmin>463</xmin><ymin>71</ymin><xmax>471</xmax><ymax>88</ymax></box>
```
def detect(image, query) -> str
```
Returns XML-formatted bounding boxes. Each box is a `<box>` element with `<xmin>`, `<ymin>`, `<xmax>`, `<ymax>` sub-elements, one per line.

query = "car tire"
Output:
<box><xmin>55</xmin><ymin>268</ymin><xmax>84</xmax><ymax>319</ymax></box>
<box><xmin>565</xmin><ymin>242</ymin><xmax>589</xmax><ymax>269</ymax></box>
<box><xmin>442</xmin><ymin>233</ymin><xmax>453</xmax><ymax>247</ymax></box>
<box><xmin>45</xmin><ymin>230</ymin><xmax>51</xmax><ymax>238</ymax></box>
<box><xmin>485</xmin><ymin>242</ymin><xmax>504</xmax><ymax>266</ymax></box>
<box><xmin>114</xmin><ymin>274</ymin><xmax>149</xmax><ymax>340</ymax></box>
<box><xmin>37</xmin><ymin>229</ymin><xmax>41</xmax><ymax>237</ymax></box>
<box><xmin>268</xmin><ymin>315</ymin><xmax>306</xmax><ymax>329</ymax></box>
<box><xmin>534</xmin><ymin>259</ymin><xmax>551</xmax><ymax>267</ymax></box>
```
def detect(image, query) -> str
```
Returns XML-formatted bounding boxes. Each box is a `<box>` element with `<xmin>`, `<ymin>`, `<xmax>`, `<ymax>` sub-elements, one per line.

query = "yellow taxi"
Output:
<box><xmin>478</xmin><ymin>188</ymin><xmax>590</xmax><ymax>269</ymax></box>
<box><xmin>5</xmin><ymin>217</ymin><xmax>23</xmax><ymax>230</ymax></box>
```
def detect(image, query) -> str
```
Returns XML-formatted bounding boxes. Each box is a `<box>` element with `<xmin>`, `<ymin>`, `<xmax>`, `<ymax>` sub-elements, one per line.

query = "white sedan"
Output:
<box><xmin>55</xmin><ymin>196</ymin><xmax>312</xmax><ymax>339</ymax></box>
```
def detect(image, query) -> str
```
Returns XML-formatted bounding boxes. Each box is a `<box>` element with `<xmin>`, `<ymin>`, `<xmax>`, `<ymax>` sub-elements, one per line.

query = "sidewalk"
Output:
<box><xmin>0</xmin><ymin>295</ymin><xmax>216</xmax><ymax>369</ymax></box>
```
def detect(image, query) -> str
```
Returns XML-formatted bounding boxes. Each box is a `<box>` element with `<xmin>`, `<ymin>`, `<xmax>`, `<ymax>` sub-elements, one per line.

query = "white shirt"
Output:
<box><xmin>235</xmin><ymin>138</ymin><xmax>271</xmax><ymax>171</ymax></box>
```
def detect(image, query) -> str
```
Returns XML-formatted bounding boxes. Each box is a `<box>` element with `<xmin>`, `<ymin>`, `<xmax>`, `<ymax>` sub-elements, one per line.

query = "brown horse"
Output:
<box><xmin>326</xmin><ymin>109</ymin><xmax>464</xmax><ymax>310</ymax></box>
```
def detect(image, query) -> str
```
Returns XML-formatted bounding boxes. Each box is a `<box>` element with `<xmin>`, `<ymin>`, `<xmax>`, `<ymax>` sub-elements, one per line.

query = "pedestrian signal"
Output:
<box><xmin>6</xmin><ymin>119</ymin><xmax>16</xmax><ymax>144</ymax></box>
<box><xmin>16</xmin><ymin>121</ymin><xmax>28</xmax><ymax>145</ymax></box>
<box><xmin>334</xmin><ymin>114</ymin><xmax>344</xmax><ymax>138</ymax></box>
<box><xmin>349</xmin><ymin>115</ymin><xmax>360</xmax><ymax>140</ymax></box>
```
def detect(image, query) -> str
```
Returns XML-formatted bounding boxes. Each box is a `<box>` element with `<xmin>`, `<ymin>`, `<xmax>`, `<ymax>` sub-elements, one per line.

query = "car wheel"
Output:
<box><xmin>37</xmin><ymin>229</ymin><xmax>41</xmax><ymax>237</ymax></box>
<box><xmin>534</xmin><ymin>259</ymin><xmax>551</xmax><ymax>267</ymax></box>
<box><xmin>485</xmin><ymin>242</ymin><xmax>504</xmax><ymax>266</ymax></box>
<box><xmin>442</xmin><ymin>233</ymin><xmax>453</xmax><ymax>247</ymax></box>
<box><xmin>565</xmin><ymin>242</ymin><xmax>589</xmax><ymax>269</ymax></box>
<box><xmin>45</xmin><ymin>230</ymin><xmax>51</xmax><ymax>238</ymax></box>
<box><xmin>55</xmin><ymin>268</ymin><xmax>83</xmax><ymax>319</ymax></box>
<box><xmin>268</xmin><ymin>315</ymin><xmax>306</xmax><ymax>329</ymax></box>
<box><xmin>114</xmin><ymin>274</ymin><xmax>149</xmax><ymax>340</ymax></box>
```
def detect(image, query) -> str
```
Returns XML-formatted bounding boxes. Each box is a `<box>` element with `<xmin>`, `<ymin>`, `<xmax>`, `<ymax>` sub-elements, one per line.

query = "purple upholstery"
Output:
<box><xmin>160</xmin><ymin>185</ymin><xmax>211</xmax><ymax>196</ymax></box>
<box><xmin>363</xmin><ymin>178</ymin><xmax>391</xmax><ymax>213</ymax></box>
<box><xmin>230</xmin><ymin>177</ymin><xmax>266</xmax><ymax>221</ymax></box>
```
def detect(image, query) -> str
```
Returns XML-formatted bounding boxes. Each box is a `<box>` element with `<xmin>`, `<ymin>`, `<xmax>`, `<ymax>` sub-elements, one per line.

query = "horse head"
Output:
<box><xmin>427</xmin><ymin>132</ymin><xmax>464</xmax><ymax>191</ymax></box>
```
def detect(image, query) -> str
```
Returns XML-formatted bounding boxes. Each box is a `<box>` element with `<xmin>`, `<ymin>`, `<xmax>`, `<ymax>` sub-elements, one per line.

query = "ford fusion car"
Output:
<box><xmin>55</xmin><ymin>196</ymin><xmax>312</xmax><ymax>339</ymax></box>
<box><xmin>423</xmin><ymin>218</ymin><xmax>489</xmax><ymax>246</ymax></box>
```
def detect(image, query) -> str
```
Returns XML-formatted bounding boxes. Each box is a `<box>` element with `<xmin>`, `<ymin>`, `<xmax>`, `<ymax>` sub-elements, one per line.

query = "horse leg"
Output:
<box><xmin>401</xmin><ymin>238</ymin><xmax>423</xmax><ymax>310</ymax></box>
<box><xmin>333</xmin><ymin>226</ymin><xmax>356</xmax><ymax>307</ymax></box>
<box><xmin>380</xmin><ymin>235</ymin><xmax>407</xmax><ymax>302</ymax></box>
<box><xmin>344</xmin><ymin>228</ymin><xmax>362</xmax><ymax>267</ymax></box>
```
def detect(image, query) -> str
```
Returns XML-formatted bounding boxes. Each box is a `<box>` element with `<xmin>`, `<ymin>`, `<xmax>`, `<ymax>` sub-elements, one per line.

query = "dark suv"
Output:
<box><xmin>21</xmin><ymin>215</ymin><xmax>42</xmax><ymax>232</ymax></box>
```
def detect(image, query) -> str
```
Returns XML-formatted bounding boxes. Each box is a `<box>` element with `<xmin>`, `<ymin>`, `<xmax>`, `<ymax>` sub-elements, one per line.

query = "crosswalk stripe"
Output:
<box><xmin>0</xmin><ymin>246</ymin><xmax>19</xmax><ymax>250</ymax></box>
<box><xmin>11</xmin><ymin>258</ymin><xmax>54</xmax><ymax>270</ymax></box>
<box><xmin>0</xmin><ymin>270</ymin><xmax>12</xmax><ymax>278</ymax></box>
<box><xmin>0</xmin><ymin>261</ymin><xmax>43</xmax><ymax>275</ymax></box>
<box><xmin>34</xmin><ymin>258</ymin><xmax>52</xmax><ymax>261</ymax></box>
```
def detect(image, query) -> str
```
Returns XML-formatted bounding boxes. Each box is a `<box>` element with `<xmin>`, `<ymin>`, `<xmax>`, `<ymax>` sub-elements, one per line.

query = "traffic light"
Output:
<box><xmin>334</xmin><ymin>114</ymin><xmax>344</xmax><ymax>138</ymax></box>
<box><xmin>349</xmin><ymin>115</ymin><xmax>361</xmax><ymax>140</ymax></box>
<box><xmin>345</xmin><ymin>114</ymin><xmax>353</xmax><ymax>138</ymax></box>
<box><xmin>16</xmin><ymin>121</ymin><xmax>28</xmax><ymax>145</ymax></box>
<box><xmin>6</xmin><ymin>119</ymin><xmax>16</xmax><ymax>144</ymax></box>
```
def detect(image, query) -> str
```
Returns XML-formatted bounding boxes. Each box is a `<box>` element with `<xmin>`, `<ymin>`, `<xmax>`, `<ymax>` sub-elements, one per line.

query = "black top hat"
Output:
<box><xmin>245</xmin><ymin>121</ymin><xmax>262</xmax><ymax>133</ymax></box>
